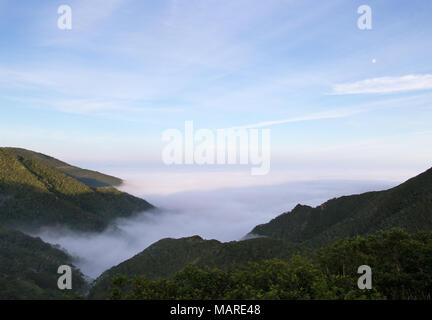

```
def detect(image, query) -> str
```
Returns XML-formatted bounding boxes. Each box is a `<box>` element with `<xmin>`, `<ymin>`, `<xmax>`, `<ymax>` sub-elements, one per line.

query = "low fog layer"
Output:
<box><xmin>33</xmin><ymin>180</ymin><xmax>395</xmax><ymax>279</ymax></box>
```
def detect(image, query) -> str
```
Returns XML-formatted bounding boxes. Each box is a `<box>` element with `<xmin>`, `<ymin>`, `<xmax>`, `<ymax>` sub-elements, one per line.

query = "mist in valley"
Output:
<box><xmin>32</xmin><ymin>179</ymin><xmax>396</xmax><ymax>279</ymax></box>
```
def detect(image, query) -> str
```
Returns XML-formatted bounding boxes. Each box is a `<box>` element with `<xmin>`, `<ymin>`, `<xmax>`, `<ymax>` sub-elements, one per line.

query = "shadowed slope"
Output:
<box><xmin>0</xmin><ymin>226</ymin><xmax>86</xmax><ymax>299</ymax></box>
<box><xmin>89</xmin><ymin>236</ymin><xmax>303</xmax><ymax>299</ymax></box>
<box><xmin>249</xmin><ymin>167</ymin><xmax>432</xmax><ymax>246</ymax></box>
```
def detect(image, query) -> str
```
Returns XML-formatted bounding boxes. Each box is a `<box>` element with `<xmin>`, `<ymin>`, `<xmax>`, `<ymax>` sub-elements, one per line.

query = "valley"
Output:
<box><xmin>1</xmin><ymin>148</ymin><xmax>431</xmax><ymax>300</ymax></box>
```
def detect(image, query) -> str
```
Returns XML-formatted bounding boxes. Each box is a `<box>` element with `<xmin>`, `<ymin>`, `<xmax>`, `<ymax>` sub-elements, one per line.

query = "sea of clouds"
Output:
<box><xmin>33</xmin><ymin>178</ymin><xmax>395</xmax><ymax>279</ymax></box>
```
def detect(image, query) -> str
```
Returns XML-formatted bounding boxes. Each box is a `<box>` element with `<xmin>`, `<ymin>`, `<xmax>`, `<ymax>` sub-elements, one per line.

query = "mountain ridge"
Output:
<box><xmin>3</xmin><ymin>147</ymin><xmax>122</xmax><ymax>188</ymax></box>
<box><xmin>89</xmin><ymin>235</ymin><xmax>303</xmax><ymax>299</ymax></box>
<box><xmin>0</xmin><ymin>148</ymin><xmax>154</xmax><ymax>232</ymax></box>
<box><xmin>248</xmin><ymin>166</ymin><xmax>432</xmax><ymax>246</ymax></box>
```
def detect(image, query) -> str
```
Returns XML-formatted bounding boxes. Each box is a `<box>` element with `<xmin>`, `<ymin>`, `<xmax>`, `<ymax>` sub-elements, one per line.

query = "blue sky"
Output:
<box><xmin>1</xmin><ymin>0</ymin><xmax>431</xmax><ymax>189</ymax></box>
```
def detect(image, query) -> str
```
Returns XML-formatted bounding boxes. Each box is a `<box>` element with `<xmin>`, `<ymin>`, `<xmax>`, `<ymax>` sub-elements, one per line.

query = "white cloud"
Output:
<box><xmin>332</xmin><ymin>74</ymin><xmax>432</xmax><ymax>95</ymax></box>
<box><xmin>229</xmin><ymin>108</ymin><xmax>362</xmax><ymax>129</ymax></box>
<box><xmin>33</xmin><ymin>179</ymin><xmax>395</xmax><ymax>278</ymax></box>
<box><xmin>225</xmin><ymin>93</ymin><xmax>432</xmax><ymax>130</ymax></box>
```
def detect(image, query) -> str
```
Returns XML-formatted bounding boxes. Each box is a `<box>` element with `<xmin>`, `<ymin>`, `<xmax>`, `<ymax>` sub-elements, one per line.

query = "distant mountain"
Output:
<box><xmin>89</xmin><ymin>236</ymin><xmax>303</xmax><ymax>299</ymax></box>
<box><xmin>0</xmin><ymin>148</ymin><xmax>154</xmax><ymax>232</ymax></box>
<box><xmin>248</xmin><ymin>167</ymin><xmax>432</xmax><ymax>246</ymax></box>
<box><xmin>0</xmin><ymin>226</ymin><xmax>86</xmax><ymax>299</ymax></box>
<box><xmin>4</xmin><ymin>148</ymin><xmax>122</xmax><ymax>188</ymax></box>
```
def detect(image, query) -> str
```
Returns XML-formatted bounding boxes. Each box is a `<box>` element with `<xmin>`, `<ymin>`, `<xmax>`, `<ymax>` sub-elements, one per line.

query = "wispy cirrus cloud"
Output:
<box><xmin>230</xmin><ymin>108</ymin><xmax>362</xmax><ymax>129</ymax></box>
<box><xmin>228</xmin><ymin>92</ymin><xmax>432</xmax><ymax>130</ymax></box>
<box><xmin>332</xmin><ymin>74</ymin><xmax>432</xmax><ymax>95</ymax></box>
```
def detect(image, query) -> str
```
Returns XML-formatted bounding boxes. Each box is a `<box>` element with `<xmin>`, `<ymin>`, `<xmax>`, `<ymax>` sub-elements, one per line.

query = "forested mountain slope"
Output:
<box><xmin>249</xmin><ymin>167</ymin><xmax>432</xmax><ymax>246</ymax></box>
<box><xmin>4</xmin><ymin>148</ymin><xmax>122</xmax><ymax>188</ymax></box>
<box><xmin>108</xmin><ymin>229</ymin><xmax>432</xmax><ymax>300</ymax></box>
<box><xmin>0</xmin><ymin>227</ymin><xmax>86</xmax><ymax>299</ymax></box>
<box><xmin>0</xmin><ymin>148</ymin><xmax>154</xmax><ymax>231</ymax></box>
<box><xmin>89</xmin><ymin>236</ymin><xmax>303</xmax><ymax>299</ymax></box>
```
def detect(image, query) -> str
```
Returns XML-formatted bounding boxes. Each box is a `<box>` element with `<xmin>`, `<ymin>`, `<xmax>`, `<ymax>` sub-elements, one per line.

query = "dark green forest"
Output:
<box><xmin>89</xmin><ymin>236</ymin><xmax>304</xmax><ymax>298</ymax></box>
<box><xmin>0</xmin><ymin>227</ymin><xmax>87</xmax><ymax>299</ymax></box>
<box><xmin>98</xmin><ymin>229</ymin><xmax>432</xmax><ymax>300</ymax></box>
<box><xmin>0</xmin><ymin>148</ymin><xmax>154</xmax><ymax>232</ymax></box>
<box><xmin>0</xmin><ymin>148</ymin><xmax>154</xmax><ymax>299</ymax></box>
<box><xmin>249</xmin><ymin>167</ymin><xmax>432</xmax><ymax>246</ymax></box>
